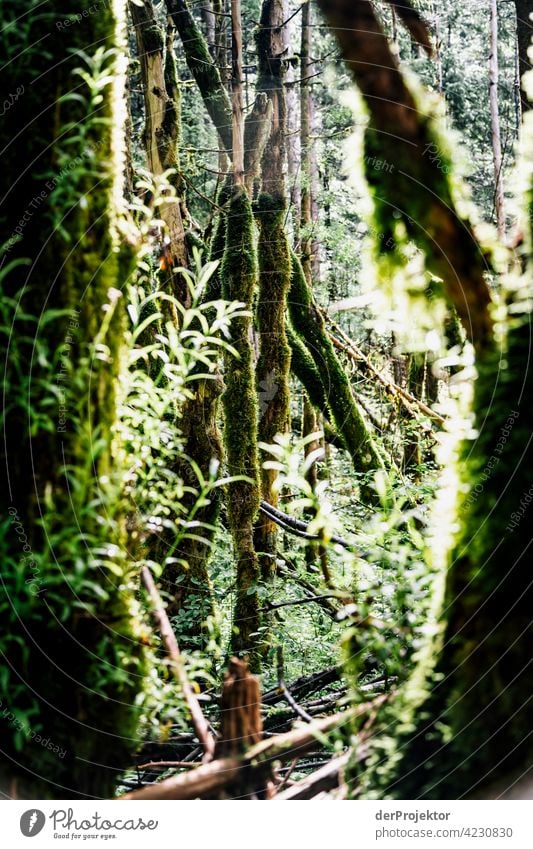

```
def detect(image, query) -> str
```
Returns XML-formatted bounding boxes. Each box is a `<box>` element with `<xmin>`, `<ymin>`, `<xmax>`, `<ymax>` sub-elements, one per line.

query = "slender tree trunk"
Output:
<box><xmin>514</xmin><ymin>0</ymin><xmax>532</xmax><ymax>117</ymax></box>
<box><xmin>202</xmin><ymin>0</ymin><xmax>216</xmax><ymax>52</ymax></box>
<box><xmin>253</xmin><ymin>1</ymin><xmax>292</xmax><ymax>618</ymax></box>
<box><xmin>285</xmin><ymin>42</ymin><xmax>301</xmax><ymax>238</ymax></box>
<box><xmin>222</xmin><ymin>0</ymin><xmax>262</xmax><ymax>668</ymax></box>
<box><xmin>300</xmin><ymin>1</ymin><xmax>313</xmax><ymax>284</ymax></box>
<box><xmin>231</xmin><ymin>0</ymin><xmax>244</xmax><ymax>186</ymax></box>
<box><xmin>130</xmin><ymin>1</ymin><xmax>187</xmax><ymax>297</ymax></box>
<box><xmin>131</xmin><ymin>2</ymin><xmax>221</xmax><ymax>642</ymax></box>
<box><xmin>489</xmin><ymin>0</ymin><xmax>506</xmax><ymax>239</ymax></box>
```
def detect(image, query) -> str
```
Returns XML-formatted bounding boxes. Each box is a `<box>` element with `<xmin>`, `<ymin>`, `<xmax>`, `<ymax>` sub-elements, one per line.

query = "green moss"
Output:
<box><xmin>361</xmin><ymin>95</ymin><xmax>493</xmax><ymax>351</ymax></box>
<box><xmin>253</xmin><ymin>193</ymin><xmax>292</xmax><ymax>584</ymax></box>
<box><xmin>0</xmin><ymin>0</ymin><xmax>148</xmax><ymax>798</ymax></box>
<box><xmin>288</xmin><ymin>250</ymin><xmax>386</xmax><ymax>488</ymax></box>
<box><xmin>221</xmin><ymin>188</ymin><xmax>262</xmax><ymax>668</ymax></box>
<box><xmin>168</xmin><ymin>0</ymin><xmax>232</xmax><ymax>155</ymax></box>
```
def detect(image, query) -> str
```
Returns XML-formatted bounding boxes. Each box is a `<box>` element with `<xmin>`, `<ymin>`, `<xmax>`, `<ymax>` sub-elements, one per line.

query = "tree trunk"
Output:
<box><xmin>231</xmin><ymin>0</ymin><xmax>244</xmax><ymax>186</ymax></box>
<box><xmin>221</xmin><ymin>189</ymin><xmax>262</xmax><ymax>669</ymax></box>
<box><xmin>315</xmin><ymin>0</ymin><xmax>494</xmax><ymax>353</ymax></box>
<box><xmin>253</xmin><ymin>1</ymin><xmax>292</xmax><ymax>615</ymax></box>
<box><xmin>356</xmin><ymin>121</ymin><xmax>533</xmax><ymax>802</ymax></box>
<box><xmin>514</xmin><ymin>0</ymin><xmax>532</xmax><ymax>117</ymax></box>
<box><xmin>288</xmin><ymin>251</ymin><xmax>387</xmax><ymax>493</ymax></box>
<box><xmin>300</xmin><ymin>1</ymin><xmax>313</xmax><ymax>285</ymax></box>
<box><xmin>0</xmin><ymin>0</ymin><xmax>146</xmax><ymax>798</ymax></box>
<box><xmin>489</xmin><ymin>0</ymin><xmax>506</xmax><ymax>239</ymax></box>
<box><xmin>165</xmin><ymin>0</ymin><xmax>233</xmax><ymax>154</ymax></box>
<box><xmin>130</xmin><ymin>0</ymin><xmax>187</xmax><ymax>272</ymax></box>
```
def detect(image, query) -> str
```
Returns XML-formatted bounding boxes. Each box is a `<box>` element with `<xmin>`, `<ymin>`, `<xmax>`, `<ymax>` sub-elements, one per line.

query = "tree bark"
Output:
<box><xmin>165</xmin><ymin>0</ymin><xmax>233</xmax><ymax>154</ymax></box>
<box><xmin>231</xmin><ymin>0</ymin><xmax>244</xmax><ymax>185</ymax></box>
<box><xmin>221</xmin><ymin>189</ymin><xmax>262</xmax><ymax>668</ymax></box>
<box><xmin>130</xmin><ymin>0</ymin><xmax>187</xmax><ymax>270</ymax></box>
<box><xmin>489</xmin><ymin>0</ymin><xmax>506</xmax><ymax>239</ymax></box>
<box><xmin>0</xmin><ymin>0</ymin><xmax>146</xmax><ymax>798</ymax></box>
<box><xmin>253</xmin><ymin>1</ymin><xmax>292</xmax><ymax>609</ymax></box>
<box><xmin>514</xmin><ymin>0</ymin><xmax>532</xmax><ymax>117</ymax></box>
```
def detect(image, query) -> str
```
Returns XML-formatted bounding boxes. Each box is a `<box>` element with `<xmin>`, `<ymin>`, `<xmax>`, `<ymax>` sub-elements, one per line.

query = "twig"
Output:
<box><xmin>140</xmin><ymin>565</ymin><xmax>215</xmax><ymax>762</ymax></box>
<box><xmin>277</xmin><ymin>647</ymin><xmax>313</xmax><ymax>723</ymax></box>
<box><xmin>274</xmin><ymin>757</ymin><xmax>298</xmax><ymax>793</ymax></box>
<box><xmin>136</xmin><ymin>760</ymin><xmax>196</xmax><ymax>771</ymax></box>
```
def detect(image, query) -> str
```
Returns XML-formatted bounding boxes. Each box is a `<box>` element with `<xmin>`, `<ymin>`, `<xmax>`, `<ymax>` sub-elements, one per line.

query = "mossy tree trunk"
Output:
<box><xmin>354</xmin><ymin>70</ymin><xmax>533</xmax><ymax>805</ymax></box>
<box><xmin>130</xmin><ymin>0</ymin><xmax>187</xmax><ymax>274</ymax></box>
<box><xmin>253</xmin><ymin>1</ymin><xmax>292</xmax><ymax>601</ymax></box>
<box><xmin>221</xmin><ymin>188</ymin><xmax>262</xmax><ymax>669</ymax></box>
<box><xmin>363</xmin><ymin>305</ymin><xmax>533</xmax><ymax>798</ymax></box>
<box><xmin>288</xmin><ymin>251</ymin><xmax>386</xmax><ymax>491</ymax></box>
<box><xmin>221</xmin><ymin>4</ymin><xmax>262</xmax><ymax>668</ymax></box>
<box><xmin>315</xmin><ymin>0</ymin><xmax>494</xmax><ymax>354</ymax></box>
<box><xmin>0</xmin><ymin>0</ymin><xmax>147</xmax><ymax>798</ymax></box>
<box><xmin>165</xmin><ymin>0</ymin><xmax>233</xmax><ymax>155</ymax></box>
<box><xmin>131</xmin><ymin>0</ymin><xmax>221</xmax><ymax>646</ymax></box>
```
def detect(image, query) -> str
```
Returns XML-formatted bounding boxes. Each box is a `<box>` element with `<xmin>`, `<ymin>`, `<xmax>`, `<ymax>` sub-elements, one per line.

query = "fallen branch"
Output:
<box><xmin>274</xmin><ymin>750</ymin><xmax>350</xmax><ymax>800</ymax></box>
<box><xmin>262</xmin><ymin>593</ymin><xmax>345</xmax><ymax>612</ymax></box>
<box><xmin>262</xmin><ymin>665</ymin><xmax>342</xmax><ymax>706</ymax></box>
<box><xmin>120</xmin><ymin>696</ymin><xmax>387</xmax><ymax>800</ymax></box>
<box><xmin>325</xmin><ymin>313</ymin><xmax>444</xmax><ymax>426</ymax></box>
<box><xmin>140</xmin><ymin>565</ymin><xmax>215</xmax><ymax>762</ymax></box>
<box><xmin>136</xmin><ymin>760</ymin><xmax>196</xmax><ymax>771</ymax></box>
<box><xmin>259</xmin><ymin>499</ymin><xmax>355</xmax><ymax>550</ymax></box>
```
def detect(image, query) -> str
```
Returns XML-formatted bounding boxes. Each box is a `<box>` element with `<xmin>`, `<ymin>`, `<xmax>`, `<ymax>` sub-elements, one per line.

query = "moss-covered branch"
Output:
<box><xmin>315</xmin><ymin>0</ymin><xmax>494</xmax><ymax>353</ymax></box>
<box><xmin>165</xmin><ymin>0</ymin><xmax>233</xmax><ymax>155</ymax></box>
<box><xmin>288</xmin><ymin>251</ymin><xmax>386</xmax><ymax>482</ymax></box>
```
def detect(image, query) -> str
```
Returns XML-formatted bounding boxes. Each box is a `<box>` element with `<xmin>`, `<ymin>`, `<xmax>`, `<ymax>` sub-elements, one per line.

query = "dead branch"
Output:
<box><xmin>120</xmin><ymin>696</ymin><xmax>386</xmax><ymax>800</ymax></box>
<box><xmin>262</xmin><ymin>593</ymin><xmax>346</xmax><ymax>612</ymax></box>
<box><xmin>262</xmin><ymin>665</ymin><xmax>342</xmax><ymax>706</ymax></box>
<box><xmin>259</xmin><ymin>499</ymin><xmax>355</xmax><ymax>550</ymax></box>
<box><xmin>135</xmin><ymin>760</ymin><xmax>196</xmax><ymax>770</ymax></box>
<box><xmin>274</xmin><ymin>750</ymin><xmax>350</xmax><ymax>799</ymax></box>
<box><xmin>140</xmin><ymin>565</ymin><xmax>215</xmax><ymax>762</ymax></box>
<box><xmin>325</xmin><ymin>313</ymin><xmax>444</xmax><ymax>425</ymax></box>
